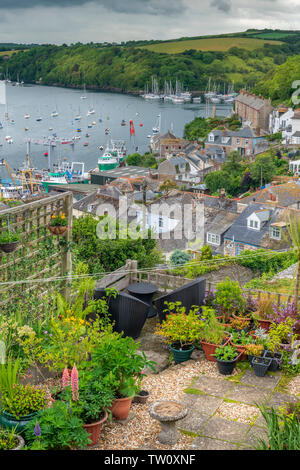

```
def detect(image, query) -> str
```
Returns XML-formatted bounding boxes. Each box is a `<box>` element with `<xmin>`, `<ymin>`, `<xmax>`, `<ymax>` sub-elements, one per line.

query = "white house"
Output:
<box><xmin>269</xmin><ymin>106</ymin><xmax>294</xmax><ymax>143</ymax></box>
<box><xmin>290</xmin><ymin>112</ymin><xmax>300</xmax><ymax>145</ymax></box>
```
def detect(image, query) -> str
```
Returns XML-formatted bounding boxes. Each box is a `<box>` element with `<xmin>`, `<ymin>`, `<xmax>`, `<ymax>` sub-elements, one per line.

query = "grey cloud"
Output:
<box><xmin>210</xmin><ymin>0</ymin><xmax>232</xmax><ymax>13</ymax></box>
<box><xmin>0</xmin><ymin>0</ymin><xmax>184</xmax><ymax>15</ymax></box>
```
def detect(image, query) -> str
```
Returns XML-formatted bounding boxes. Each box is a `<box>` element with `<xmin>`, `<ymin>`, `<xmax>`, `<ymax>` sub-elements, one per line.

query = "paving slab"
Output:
<box><xmin>241</xmin><ymin>425</ymin><xmax>268</xmax><ymax>449</ymax></box>
<box><xmin>190</xmin><ymin>436</ymin><xmax>238</xmax><ymax>450</ymax></box>
<box><xmin>226</xmin><ymin>383</ymin><xmax>271</xmax><ymax>406</ymax></box>
<box><xmin>178</xmin><ymin>413</ymin><xmax>210</xmax><ymax>433</ymax></box>
<box><xmin>266</xmin><ymin>392</ymin><xmax>299</xmax><ymax>409</ymax></box>
<box><xmin>182</xmin><ymin>394</ymin><xmax>223</xmax><ymax>416</ymax></box>
<box><xmin>191</xmin><ymin>375</ymin><xmax>235</xmax><ymax>398</ymax></box>
<box><xmin>239</xmin><ymin>369</ymin><xmax>282</xmax><ymax>390</ymax></box>
<box><xmin>198</xmin><ymin>416</ymin><xmax>250</xmax><ymax>443</ymax></box>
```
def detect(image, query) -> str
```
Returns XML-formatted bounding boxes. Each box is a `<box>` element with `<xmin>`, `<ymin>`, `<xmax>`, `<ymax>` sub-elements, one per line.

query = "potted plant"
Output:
<box><xmin>58</xmin><ymin>365</ymin><xmax>113</xmax><ymax>446</ymax></box>
<box><xmin>199</xmin><ymin>307</ymin><xmax>229</xmax><ymax>362</ymax></box>
<box><xmin>252</xmin><ymin>356</ymin><xmax>272</xmax><ymax>377</ymax></box>
<box><xmin>228</xmin><ymin>329</ymin><xmax>254</xmax><ymax>360</ymax></box>
<box><xmin>0</xmin><ymin>427</ymin><xmax>25</xmax><ymax>450</ymax></box>
<box><xmin>229</xmin><ymin>317</ymin><xmax>251</xmax><ymax>333</ymax></box>
<box><xmin>213</xmin><ymin>278</ymin><xmax>246</xmax><ymax>322</ymax></box>
<box><xmin>213</xmin><ymin>344</ymin><xmax>240</xmax><ymax>375</ymax></box>
<box><xmin>252</xmin><ymin>297</ymin><xmax>275</xmax><ymax>332</ymax></box>
<box><xmin>0</xmin><ymin>383</ymin><xmax>48</xmax><ymax>434</ymax></box>
<box><xmin>133</xmin><ymin>371</ymin><xmax>149</xmax><ymax>404</ymax></box>
<box><xmin>264</xmin><ymin>319</ymin><xmax>296</xmax><ymax>371</ymax></box>
<box><xmin>48</xmin><ymin>212</ymin><xmax>68</xmax><ymax>236</ymax></box>
<box><xmin>155</xmin><ymin>303</ymin><xmax>203</xmax><ymax>364</ymax></box>
<box><xmin>245</xmin><ymin>343</ymin><xmax>264</xmax><ymax>365</ymax></box>
<box><xmin>87</xmin><ymin>333</ymin><xmax>156</xmax><ymax>420</ymax></box>
<box><xmin>0</xmin><ymin>230</ymin><xmax>21</xmax><ymax>253</ymax></box>
<box><xmin>24</xmin><ymin>401</ymin><xmax>90</xmax><ymax>450</ymax></box>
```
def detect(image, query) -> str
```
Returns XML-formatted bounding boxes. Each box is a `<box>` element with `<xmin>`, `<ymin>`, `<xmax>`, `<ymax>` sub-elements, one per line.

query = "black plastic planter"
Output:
<box><xmin>263</xmin><ymin>351</ymin><xmax>283</xmax><ymax>372</ymax></box>
<box><xmin>216</xmin><ymin>356</ymin><xmax>239</xmax><ymax>375</ymax></box>
<box><xmin>252</xmin><ymin>356</ymin><xmax>272</xmax><ymax>377</ymax></box>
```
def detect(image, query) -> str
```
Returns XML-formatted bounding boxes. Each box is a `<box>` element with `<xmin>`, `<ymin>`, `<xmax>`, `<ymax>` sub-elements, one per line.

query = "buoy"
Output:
<box><xmin>140</xmin><ymin>123</ymin><xmax>143</xmax><ymax>127</ymax></box>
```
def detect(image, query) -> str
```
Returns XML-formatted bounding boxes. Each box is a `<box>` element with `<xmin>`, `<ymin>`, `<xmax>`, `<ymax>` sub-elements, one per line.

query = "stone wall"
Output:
<box><xmin>203</xmin><ymin>263</ymin><xmax>255</xmax><ymax>288</ymax></box>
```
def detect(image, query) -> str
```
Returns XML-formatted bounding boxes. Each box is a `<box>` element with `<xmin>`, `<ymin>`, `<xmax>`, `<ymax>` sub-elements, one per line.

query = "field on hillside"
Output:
<box><xmin>0</xmin><ymin>50</ymin><xmax>26</xmax><ymax>57</ymax></box>
<box><xmin>141</xmin><ymin>37</ymin><xmax>283</xmax><ymax>53</ymax></box>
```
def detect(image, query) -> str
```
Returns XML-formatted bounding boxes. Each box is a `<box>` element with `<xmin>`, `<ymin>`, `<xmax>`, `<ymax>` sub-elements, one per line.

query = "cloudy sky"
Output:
<box><xmin>0</xmin><ymin>0</ymin><xmax>299</xmax><ymax>44</ymax></box>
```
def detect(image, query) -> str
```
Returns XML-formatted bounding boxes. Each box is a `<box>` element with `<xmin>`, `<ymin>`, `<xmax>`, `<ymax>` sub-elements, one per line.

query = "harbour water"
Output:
<box><xmin>0</xmin><ymin>84</ymin><xmax>233</xmax><ymax>173</ymax></box>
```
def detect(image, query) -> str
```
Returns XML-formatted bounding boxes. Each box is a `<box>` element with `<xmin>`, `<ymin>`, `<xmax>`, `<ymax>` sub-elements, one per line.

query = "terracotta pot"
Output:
<box><xmin>200</xmin><ymin>338</ymin><xmax>229</xmax><ymax>362</ymax></box>
<box><xmin>111</xmin><ymin>396</ymin><xmax>133</xmax><ymax>420</ymax></box>
<box><xmin>257</xmin><ymin>319</ymin><xmax>272</xmax><ymax>332</ymax></box>
<box><xmin>83</xmin><ymin>410</ymin><xmax>108</xmax><ymax>446</ymax></box>
<box><xmin>48</xmin><ymin>225</ymin><xmax>68</xmax><ymax>236</ymax></box>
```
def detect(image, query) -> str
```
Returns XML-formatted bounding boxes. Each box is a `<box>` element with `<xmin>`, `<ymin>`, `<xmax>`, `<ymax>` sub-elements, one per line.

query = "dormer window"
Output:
<box><xmin>270</xmin><ymin>227</ymin><xmax>281</xmax><ymax>240</ymax></box>
<box><xmin>247</xmin><ymin>215</ymin><xmax>260</xmax><ymax>230</ymax></box>
<box><xmin>209</xmin><ymin>133</ymin><xmax>214</xmax><ymax>142</ymax></box>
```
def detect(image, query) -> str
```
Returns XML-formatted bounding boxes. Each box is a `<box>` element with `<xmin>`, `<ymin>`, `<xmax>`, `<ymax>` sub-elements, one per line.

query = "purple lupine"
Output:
<box><xmin>34</xmin><ymin>422</ymin><xmax>41</xmax><ymax>438</ymax></box>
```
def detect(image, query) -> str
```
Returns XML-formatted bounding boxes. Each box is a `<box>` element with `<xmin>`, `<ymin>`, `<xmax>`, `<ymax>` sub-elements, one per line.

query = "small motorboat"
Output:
<box><xmin>24</xmin><ymin>127</ymin><xmax>29</xmax><ymax>131</ymax></box>
<box><xmin>77</xmin><ymin>128</ymin><xmax>82</xmax><ymax>133</ymax></box>
<box><xmin>49</xmin><ymin>127</ymin><xmax>53</xmax><ymax>131</ymax></box>
<box><xmin>121</xmin><ymin>120</ymin><xmax>126</xmax><ymax>126</ymax></box>
<box><xmin>36</xmin><ymin>117</ymin><xmax>42</xmax><ymax>122</ymax></box>
<box><xmin>83</xmin><ymin>142</ymin><xmax>88</xmax><ymax>147</ymax></box>
<box><xmin>24</xmin><ymin>114</ymin><xmax>30</xmax><ymax>119</ymax></box>
<box><xmin>99</xmin><ymin>145</ymin><xmax>104</xmax><ymax>151</ymax></box>
<box><xmin>92</xmin><ymin>121</ymin><xmax>96</xmax><ymax>126</ymax></box>
<box><xmin>85</xmin><ymin>133</ymin><xmax>90</xmax><ymax>138</ymax></box>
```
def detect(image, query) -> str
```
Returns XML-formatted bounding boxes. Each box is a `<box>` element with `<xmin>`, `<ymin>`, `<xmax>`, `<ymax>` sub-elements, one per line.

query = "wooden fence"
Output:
<box><xmin>0</xmin><ymin>192</ymin><xmax>73</xmax><ymax>307</ymax></box>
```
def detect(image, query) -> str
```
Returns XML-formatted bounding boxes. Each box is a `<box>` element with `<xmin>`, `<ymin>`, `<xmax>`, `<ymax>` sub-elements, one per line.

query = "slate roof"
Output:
<box><xmin>206</xmin><ymin>211</ymin><xmax>240</xmax><ymax>236</ymax></box>
<box><xmin>223</xmin><ymin>203</ymin><xmax>274</xmax><ymax>246</ymax></box>
<box><xmin>236</xmin><ymin>92</ymin><xmax>272</xmax><ymax>111</ymax></box>
<box><xmin>240</xmin><ymin>182</ymin><xmax>300</xmax><ymax>207</ymax></box>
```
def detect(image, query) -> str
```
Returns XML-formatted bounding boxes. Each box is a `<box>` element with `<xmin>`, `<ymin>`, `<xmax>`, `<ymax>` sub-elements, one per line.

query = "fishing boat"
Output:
<box><xmin>98</xmin><ymin>150</ymin><xmax>119</xmax><ymax>171</ymax></box>
<box><xmin>41</xmin><ymin>161</ymin><xmax>89</xmax><ymax>192</ymax></box>
<box><xmin>97</xmin><ymin>139</ymin><xmax>127</xmax><ymax>171</ymax></box>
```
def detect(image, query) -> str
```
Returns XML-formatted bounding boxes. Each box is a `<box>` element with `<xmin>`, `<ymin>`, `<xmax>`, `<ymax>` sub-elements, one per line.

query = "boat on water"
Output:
<box><xmin>152</xmin><ymin>114</ymin><xmax>161</xmax><ymax>135</ymax></box>
<box><xmin>41</xmin><ymin>161</ymin><xmax>89</xmax><ymax>192</ymax></box>
<box><xmin>81</xmin><ymin>84</ymin><xmax>87</xmax><ymax>100</ymax></box>
<box><xmin>51</xmin><ymin>110</ymin><xmax>59</xmax><ymax>117</ymax></box>
<box><xmin>98</xmin><ymin>140</ymin><xmax>127</xmax><ymax>171</ymax></box>
<box><xmin>87</xmin><ymin>105</ymin><xmax>95</xmax><ymax>116</ymax></box>
<box><xmin>24</xmin><ymin>113</ymin><xmax>30</xmax><ymax>119</ymax></box>
<box><xmin>193</xmin><ymin>96</ymin><xmax>202</xmax><ymax>103</ymax></box>
<box><xmin>36</xmin><ymin>117</ymin><xmax>42</xmax><ymax>122</ymax></box>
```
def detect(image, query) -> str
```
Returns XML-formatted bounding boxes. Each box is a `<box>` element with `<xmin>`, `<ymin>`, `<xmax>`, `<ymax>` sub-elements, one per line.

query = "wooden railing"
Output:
<box><xmin>96</xmin><ymin>260</ymin><xmax>192</xmax><ymax>293</ymax></box>
<box><xmin>0</xmin><ymin>192</ymin><xmax>73</xmax><ymax>306</ymax></box>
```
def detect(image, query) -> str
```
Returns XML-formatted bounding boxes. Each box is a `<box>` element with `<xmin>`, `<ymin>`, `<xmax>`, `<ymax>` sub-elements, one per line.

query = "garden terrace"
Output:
<box><xmin>0</xmin><ymin>192</ymin><xmax>72</xmax><ymax>307</ymax></box>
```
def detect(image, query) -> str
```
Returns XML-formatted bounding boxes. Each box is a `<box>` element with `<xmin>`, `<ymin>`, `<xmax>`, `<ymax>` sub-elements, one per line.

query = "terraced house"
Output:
<box><xmin>205</xmin><ymin>126</ymin><xmax>268</xmax><ymax>157</ymax></box>
<box><xmin>235</xmin><ymin>90</ymin><xmax>274</xmax><ymax>132</ymax></box>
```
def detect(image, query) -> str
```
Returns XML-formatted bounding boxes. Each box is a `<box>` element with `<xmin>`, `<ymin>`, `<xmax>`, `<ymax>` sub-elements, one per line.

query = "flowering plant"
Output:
<box><xmin>1</xmin><ymin>384</ymin><xmax>47</xmax><ymax>418</ymax></box>
<box><xmin>49</xmin><ymin>213</ymin><xmax>67</xmax><ymax>227</ymax></box>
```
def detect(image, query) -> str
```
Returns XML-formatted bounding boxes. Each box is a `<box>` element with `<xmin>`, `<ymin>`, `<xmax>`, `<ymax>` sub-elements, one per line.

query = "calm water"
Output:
<box><xmin>0</xmin><ymin>84</ymin><xmax>233</xmax><ymax>173</ymax></box>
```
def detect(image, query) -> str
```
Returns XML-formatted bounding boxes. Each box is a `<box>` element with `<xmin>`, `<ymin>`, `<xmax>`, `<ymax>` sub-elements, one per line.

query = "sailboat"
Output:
<box><xmin>81</xmin><ymin>84</ymin><xmax>87</xmax><ymax>100</ymax></box>
<box><xmin>152</xmin><ymin>114</ymin><xmax>161</xmax><ymax>134</ymax></box>
<box><xmin>87</xmin><ymin>104</ymin><xmax>95</xmax><ymax>116</ymax></box>
<box><xmin>51</xmin><ymin>107</ymin><xmax>59</xmax><ymax>117</ymax></box>
<box><xmin>75</xmin><ymin>107</ymin><xmax>82</xmax><ymax>121</ymax></box>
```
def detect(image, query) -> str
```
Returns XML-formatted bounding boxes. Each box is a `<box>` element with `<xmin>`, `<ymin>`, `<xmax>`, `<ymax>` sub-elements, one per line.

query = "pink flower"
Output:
<box><xmin>71</xmin><ymin>364</ymin><xmax>79</xmax><ymax>401</ymax></box>
<box><xmin>62</xmin><ymin>368</ymin><xmax>70</xmax><ymax>388</ymax></box>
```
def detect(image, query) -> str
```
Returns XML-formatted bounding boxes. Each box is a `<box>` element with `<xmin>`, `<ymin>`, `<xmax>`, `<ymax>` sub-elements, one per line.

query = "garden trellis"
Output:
<box><xmin>0</xmin><ymin>192</ymin><xmax>72</xmax><ymax>309</ymax></box>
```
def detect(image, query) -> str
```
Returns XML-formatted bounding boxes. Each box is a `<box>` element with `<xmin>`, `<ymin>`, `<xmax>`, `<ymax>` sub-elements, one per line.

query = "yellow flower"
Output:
<box><xmin>66</xmin><ymin>309</ymin><xmax>71</xmax><ymax>314</ymax></box>
<box><xmin>51</xmin><ymin>215</ymin><xmax>56</xmax><ymax>219</ymax></box>
<box><xmin>70</xmin><ymin>316</ymin><xmax>76</xmax><ymax>322</ymax></box>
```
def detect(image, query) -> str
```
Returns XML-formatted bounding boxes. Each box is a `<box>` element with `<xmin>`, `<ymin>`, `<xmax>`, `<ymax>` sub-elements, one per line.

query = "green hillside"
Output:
<box><xmin>141</xmin><ymin>37</ymin><xmax>283</xmax><ymax>54</ymax></box>
<box><xmin>0</xmin><ymin>30</ymin><xmax>300</xmax><ymax>102</ymax></box>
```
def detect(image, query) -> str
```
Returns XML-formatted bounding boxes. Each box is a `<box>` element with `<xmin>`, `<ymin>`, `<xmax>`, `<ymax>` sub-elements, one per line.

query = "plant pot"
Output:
<box><xmin>0</xmin><ymin>409</ymin><xmax>38</xmax><ymax>435</ymax></box>
<box><xmin>83</xmin><ymin>410</ymin><xmax>108</xmax><ymax>446</ymax></box>
<box><xmin>200</xmin><ymin>338</ymin><xmax>229</xmax><ymax>362</ymax></box>
<box><xmin>263</xmin><ymin>351</ymin><xmax>283</xmax><ymax>372</ymax></box>
<box><xmin>169</xmin><ymin>343</ymin><xmax>195</xmax><ymax>364</ymax></box>
<box><xmin>231</xmin><ymin>343</ymin><xmax>247</xmax><ymax>361</ymax></box>
<box><xmin>257</xmin><ymin>319</ymin><xmax>272</xmax><ymax>332</ymax></box>
<box><xmin>110</xmin><ymin>396</ymin><xmax>133</xmax><ymax>420</ymax></box>
<box><xmin>216</xmin><ymin>355</ymin><xmax>239</xmax><ymax>375</ymax></box>
<box><xmin>0</xmin><ymin>241</ymin><xmax>19</xmax><ymax>253</ymax></box>
<box><xmin>252</xmin><ymin>356</ymin><xmax>272</xmax><ymax>377</ymax></box>
<box><xmin>48</xmin><ymin>225</ymin><xmax>68</xmax><ymax>236</ymax></box>
<box><xmin>133</xmin><ymin>390</ymin><xmax>150</xmax><ymax>404</ymax></box>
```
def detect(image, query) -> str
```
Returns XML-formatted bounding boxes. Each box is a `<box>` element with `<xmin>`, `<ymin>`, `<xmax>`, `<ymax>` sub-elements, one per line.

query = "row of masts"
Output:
<box><xmin>142</xmin><ymin>78</ymin><xmax>193</xmax><ymax>103</ymax></box>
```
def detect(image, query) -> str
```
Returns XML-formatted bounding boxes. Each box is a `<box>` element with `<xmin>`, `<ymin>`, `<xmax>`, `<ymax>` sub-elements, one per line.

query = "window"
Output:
<box><xmin>207</xmin><ymin>233</ymin><xmax>220</xmax><ymax>245</ymax></box>
<box><xmin>209</xmin><ymin>134</ymin><xmax>214</xmax><ymax>142</ymax></box>
<box><xmin>248</xmin><ymin>217</ymin><xmax>259</xmax><ymax>230</ymax></box>
<box><xmin>245</xmin><ymin>139</ymin><xmax>249</xmax><ymax>145</ymax></box>
<box><xmin>270</xmin><ymin>227</ymin><xmax>281</xmax><ymax>240</ymax></box>
<box><xmin>159</xmin><ymin>216</ymin><xmax>163</xmax><ymax>228</ymax></box>
<box><xmin>236</xmin><ymin>138</ymin><xmax>240</xmax><ymax>144</ymax></box>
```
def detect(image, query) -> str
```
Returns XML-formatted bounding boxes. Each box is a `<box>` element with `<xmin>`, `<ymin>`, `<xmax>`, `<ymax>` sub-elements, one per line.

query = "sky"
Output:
<box><xmin>0</xmin><ymin>0</ymin><xmax>299</xmax><ymax>44</ymax></box>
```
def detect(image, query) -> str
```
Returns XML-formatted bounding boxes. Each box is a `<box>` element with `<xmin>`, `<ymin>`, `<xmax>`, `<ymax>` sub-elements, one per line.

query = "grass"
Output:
<box><xmin>0</xmin><ymin>50</ymin><xmax>27</xmax><ymax>57</ymax></box>
<box><xmin>140</xmin><ymin>37</ymin><xmax>283</xmax><ymax>54</ymax></box>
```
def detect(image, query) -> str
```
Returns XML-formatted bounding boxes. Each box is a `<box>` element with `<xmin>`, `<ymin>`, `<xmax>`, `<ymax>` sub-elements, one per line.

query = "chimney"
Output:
<box><xmin>222</xmin><ymin>129</ymin><xmax>227</xmax><ymax>136</ymax></box>
<box><xmin>256</xmin><ymin>127</ymin><xmax>260</xmax><ymax>136</ymax></box>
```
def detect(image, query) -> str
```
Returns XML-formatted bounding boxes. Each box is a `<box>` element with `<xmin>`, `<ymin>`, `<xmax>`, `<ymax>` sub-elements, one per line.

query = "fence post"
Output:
<box><xmin>130</xmin><ymin>260</ymin><xmax>138</xmax><ymax>283</ymax></box>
